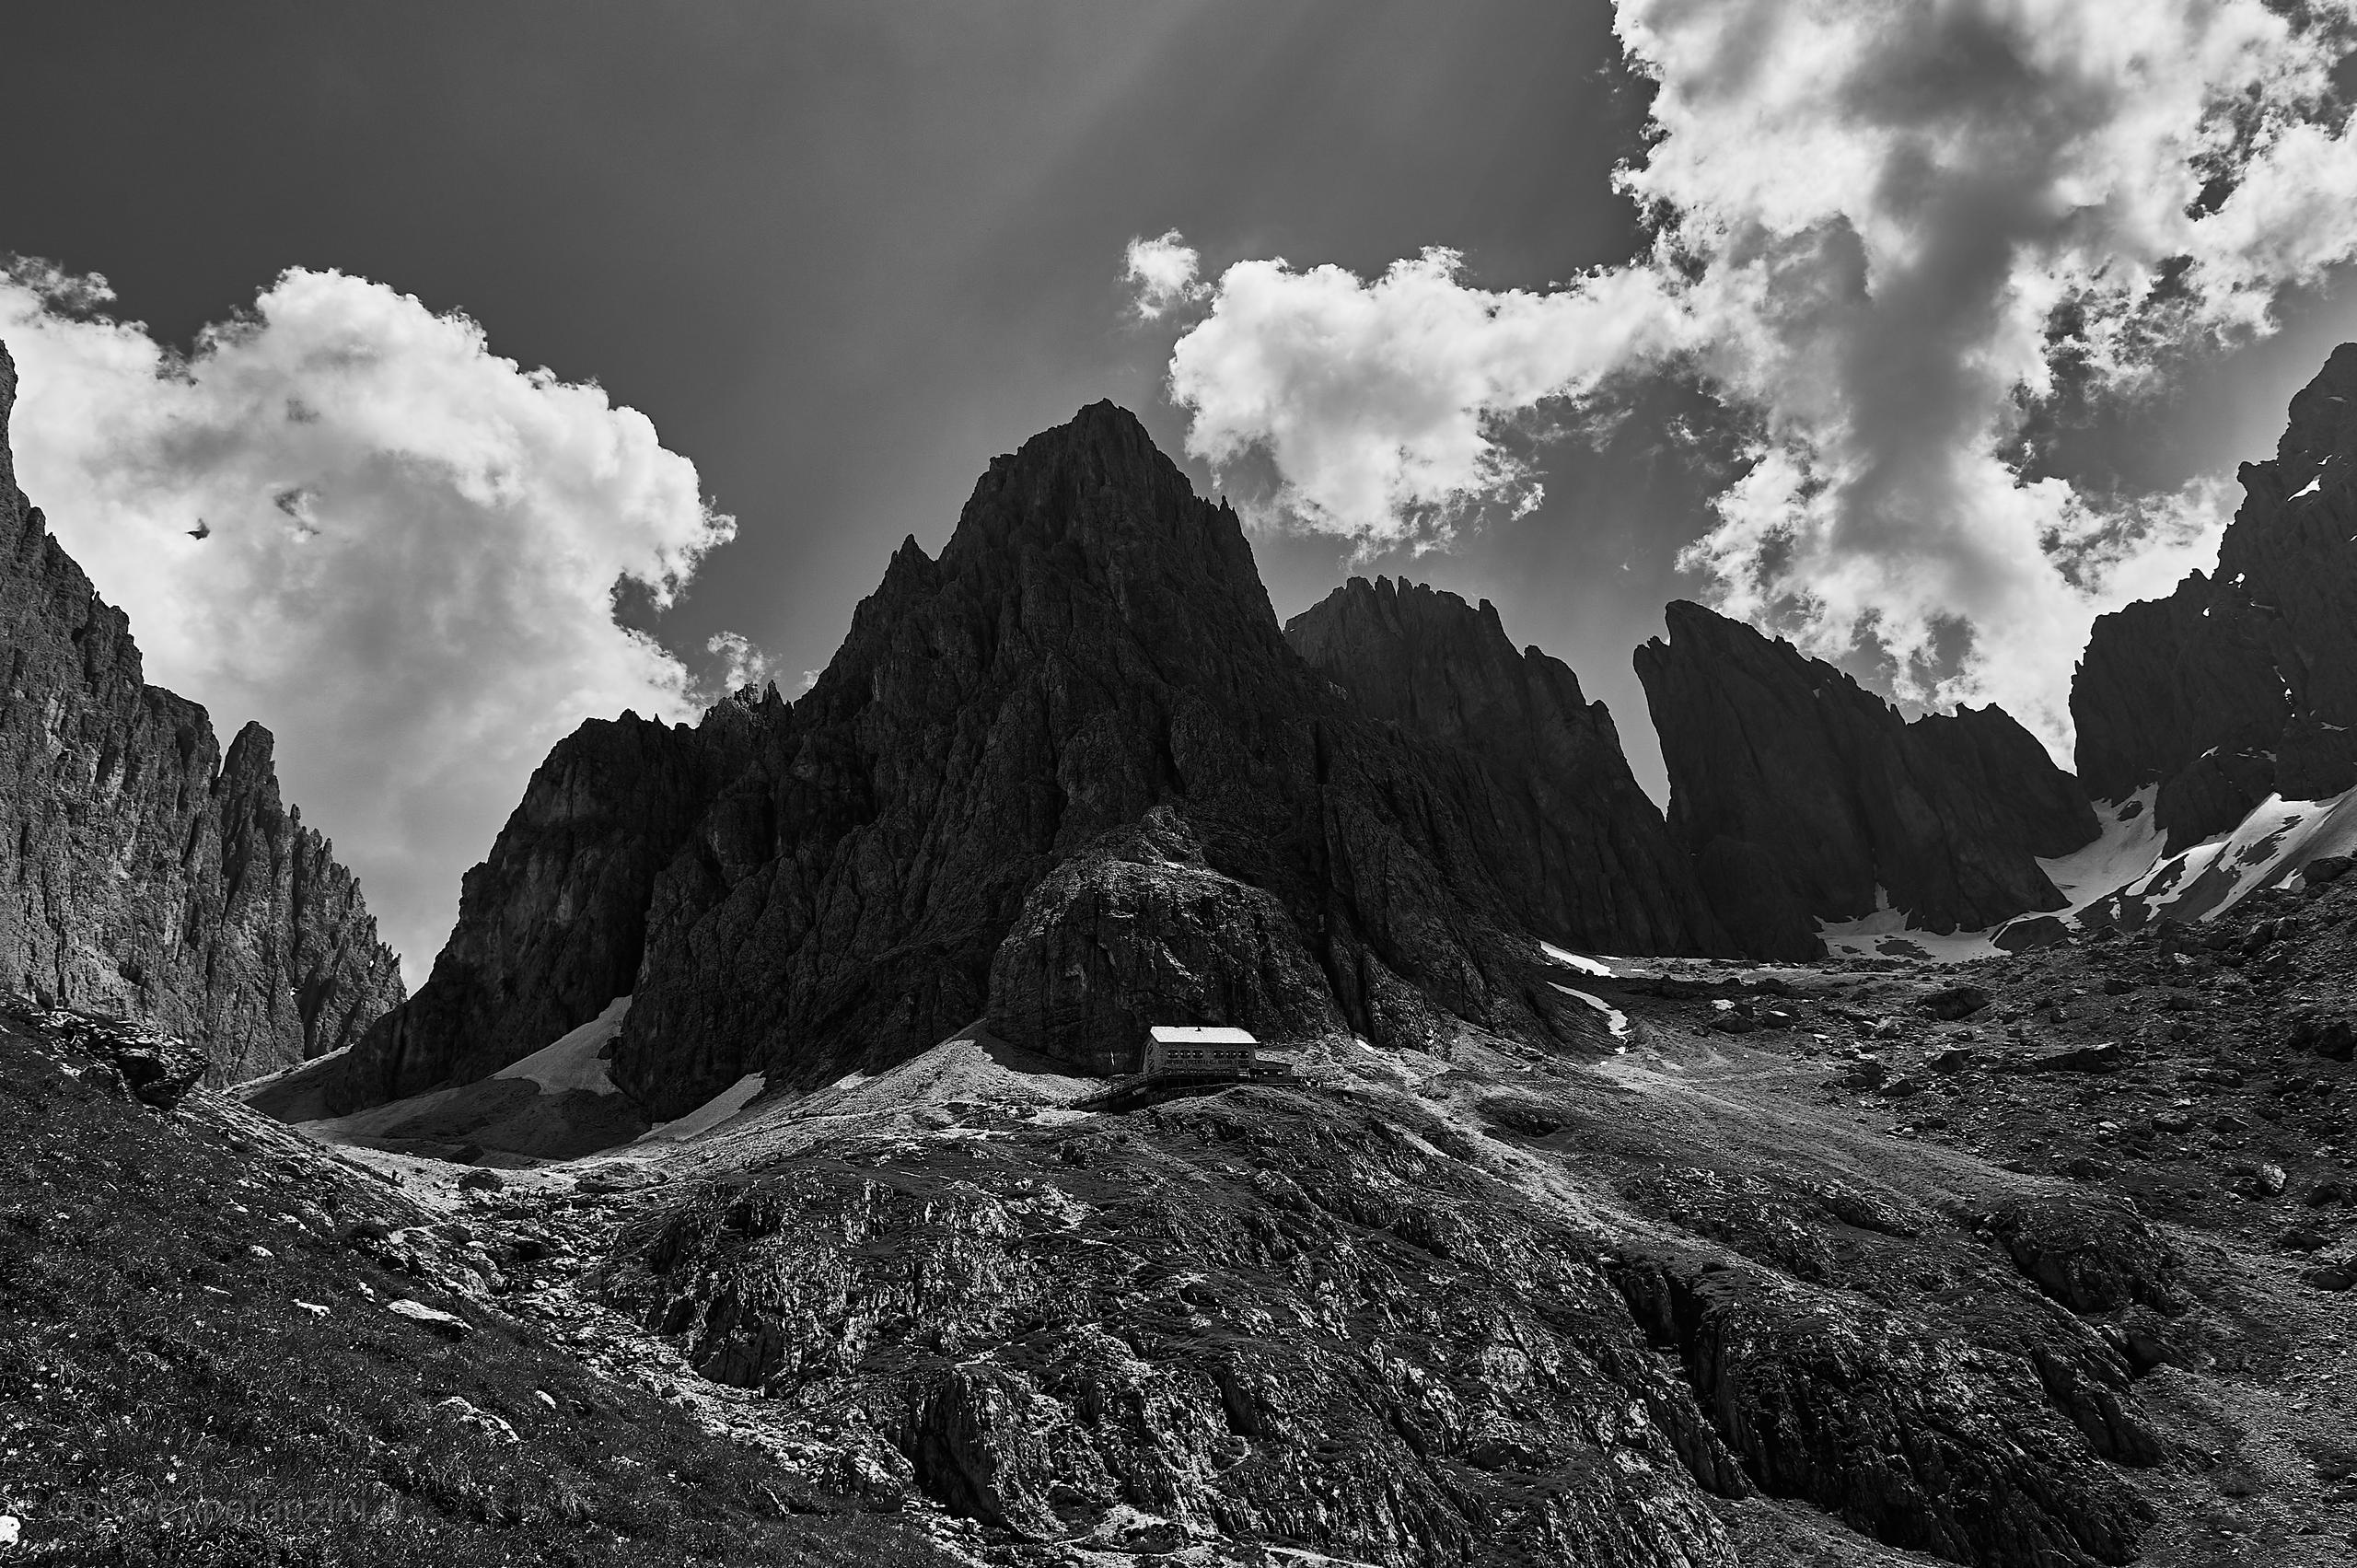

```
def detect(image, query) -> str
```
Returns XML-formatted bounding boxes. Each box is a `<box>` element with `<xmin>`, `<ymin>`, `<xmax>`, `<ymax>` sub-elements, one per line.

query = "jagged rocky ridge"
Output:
<box><xmin>0</xmin><ymin>341</ymin><xmax>404</xmax><ymax>1086</ymax></box>
<box><xmin>1283</xmin><ymin>575</ymin><xmax>1727</xmax><ymax>955</ymax></box>
<box><xmin>343</xmin><ymin>350</ymin><xmax>2357</xmax><ymax>1116</ymax></box>
<box><xmin>339</xmin><ymin>404</ymin><xmax>1711</xmax><ymax>1120</ymax></box>
<box><xmin>1638</xmin><ymin>601</ymin><xmax>2099</xmax><ymax>958</ymax></box>
<box><xmin>337</xmin><ymin>703</ymin><xmax>763</xmax><ymax>1107</ymax></box>
<box><xmin>2075</xmin><ymin>343</ymin><xmax>2357</xmax><ymax>851</ymax></box>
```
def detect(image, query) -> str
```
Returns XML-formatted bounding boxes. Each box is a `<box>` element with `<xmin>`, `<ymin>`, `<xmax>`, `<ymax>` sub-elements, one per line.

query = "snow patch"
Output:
<box><xmin>1817</xmin><ymin>888</ymin><xmax>2001</xmax><ymax>961</ymax></box>
<box><xmin>1538</xmin><ymin>942</ymin><xmax>1659</xmax><ymax>979</ymax></box>
<box><xmin>2088</xmin><ymin>786</ymin><xmax>2357</xmax><ymax>926</ymax></box>
<box><xmin>1818</xmin><ymin>790</ymin><xmax>2184</xmax><ymax>959</ymax></box>
<box><xmin>493</xmin><ymin>994</ymin><xmax>631</xmax><ymax>1095</ymax></box>
<box><xmin>1549</xmin><ymin>982</ymin><xmax>1631</xmax><ymax>1041</ymax></box>
<box><xmin>2040</xmin><ymin>788</ymin><xmax>2166</xmax><ymax>906</ymax></box>
<box><xmin>641</xmin><ymin>1073</ymin><xmax>767</xmax><ymax>1144</ymax></box>
<box><xmin>1538</xmin><ymin>942</ymin><xmax>1611</xmax><ymax>975</ymax></box>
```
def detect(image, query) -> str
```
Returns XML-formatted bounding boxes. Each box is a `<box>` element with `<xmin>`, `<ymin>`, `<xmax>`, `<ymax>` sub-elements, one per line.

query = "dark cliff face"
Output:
<box><xmin>0</xmin><ymin>340</ymin><xmax>405</xmax><ymax>1084</ymax></box>
<box><xmin>2073</xmin><ymin>343</ymin><xmax>2357</xmax><ymax>851</ymax></box>
<box><xmin>1636</xmin><ymin>601</ymin><xmax>2097</xmax><ymax>958</ymax></box>
<box><xmin>366</xmin><ymin>403</ymin><xmax>1699</xmax><ymax>1121</ymax></box>
<box><xmin>608</xmin><ymin>403</ymin><xmax>1649</xmax><ymax>1117</ymax></box>
<box><xmin>330</xmin><ymin>700</ymin><xmax>766</xmax><ymax>1109</ymax></box>
<box><xmin>1283</xmin><ymin>575</ymin><xmax>1727</xmax><ymax>956</ymax></box>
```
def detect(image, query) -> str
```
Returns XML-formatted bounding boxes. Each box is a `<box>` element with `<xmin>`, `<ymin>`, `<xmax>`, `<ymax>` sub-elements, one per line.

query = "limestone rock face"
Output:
<box><xmin>2074</xmin><ymin>343</ymin><xmax>2357</xmax><ymax>849</ymax></box>
<box><xmin>0</xmin><ymin>340</ymin><xmax>404</xmax><ymax>1084</ymax></box>
<box><xmin>1611</xmin><ymin>1250</ymin><xmax>2151</xmax><ymax>1565</ymax></box>
<box><xmin>331</xmin><ymin>700</ymin><xmax>762</xmax><ymax>1109</ymax></box>
<box><xmin>610</xmin><ymin>405</ymin><xmax>1640</xmax><ymax>1116</ymax></box>
<box><xmin>1283</xmin><ymin>576</ymin><xmax>1728</xmax><ymax>957</ymax></box>
<box><xmin>371</xmin><ymin>403</ymin><xmax>1682</xmax><ymax>1120</ymax></box>
<box><xmin>983</xmin><ymin>811</ymin><xmax>1346</xmax><ymax>1073</ymax></box>
<box><xmin>1636</xmin><ymin>601</ymin><xmax>2096</xmax><ymax>958</ymax></box>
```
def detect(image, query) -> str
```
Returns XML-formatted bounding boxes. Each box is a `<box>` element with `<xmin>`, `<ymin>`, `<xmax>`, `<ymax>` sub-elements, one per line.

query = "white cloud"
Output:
<box><xmin>1121</xmin><ymin>230</ymin><xmax>1207</xmax><ymax>319</ymax></box>
<box><xmin>1</xmin><ymin>263</ymin><xmax>748</xmax><ymax>981</ymax></box>
<box><xmin>1160</xmin><ymin>248</ymin><xmax>1690</xmax><ymax>544</ymax></box>
<box><xmin>704</xmin><ymin>630</ymin><xmax>779</xmax><ymax>695</ymax></box>
<box><xmin>1141</xmin><ymin>0</ymin><xmax>2357</xmax><ymax>751</ymax></box>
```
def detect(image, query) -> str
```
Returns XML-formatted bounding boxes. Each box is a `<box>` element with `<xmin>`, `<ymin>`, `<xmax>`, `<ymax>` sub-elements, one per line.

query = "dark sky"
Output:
<box><xmin>6</xmin><ymin>2</ymin><xmax>2351</xmax><ymax>803</ymax></box>
<box><xmin>4</xmin><ymin>2</ymin><xmax>1729</xmax><ymax>784</ymax></box>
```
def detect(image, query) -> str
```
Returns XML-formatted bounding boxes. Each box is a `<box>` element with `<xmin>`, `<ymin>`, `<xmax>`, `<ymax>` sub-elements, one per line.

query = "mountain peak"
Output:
<box><xmin>1286</xmin><ymin>574</ymin><xmax>1726</xmax><ymax>956</ymax></box>
<box><xmin>989</xmin><ymin>400</ymin><xmax>1178</xmax><ymax>495</ymax></box>
<box><xmin>2075</xmin><ymin>340</ymin><xmax>2357</xmax><ymax>844</ymax></box>
<box><xmin>1640</xmin><ymin>599</ymin><xmax>2091</xmax><ymax>954</ymax></box>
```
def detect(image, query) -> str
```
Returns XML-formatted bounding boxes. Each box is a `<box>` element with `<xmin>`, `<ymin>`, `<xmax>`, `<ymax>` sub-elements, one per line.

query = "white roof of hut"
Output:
<box><xmin>1147</xmin><ymin>1025</ymin><xmax>1257</xmax><ymax>1046</ymax></box>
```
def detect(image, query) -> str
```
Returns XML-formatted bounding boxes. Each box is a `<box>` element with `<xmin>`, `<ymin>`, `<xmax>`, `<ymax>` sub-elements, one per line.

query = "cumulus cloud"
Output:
<box><xmin>704</xmin><ymin>630</ymin><xmax>780</xmax><ymax>695</ymax></box>
<box><xmin>1166</xmin><ymin>250</ymin><xmax>1690</xmax><ymax>543</ymax></box>
<box><xmin>1138</xmin><ymin>0</ymin><xmax>2357</xmax><ymax>749</ymax></box>
<box><xmin>1</xmin><ymin>263</ymin><xmax>754</xmax><ymax>979</ymax></box>
<box><xmin>1122</xmin><ymin>230</ymin><xmax>1208</xmax><ymax>319</ymax></box>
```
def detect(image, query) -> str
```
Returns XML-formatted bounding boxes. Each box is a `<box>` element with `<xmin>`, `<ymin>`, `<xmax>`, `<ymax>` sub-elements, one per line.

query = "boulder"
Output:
<box><xmin>1994</xmin><ymin>914</ymin><xmax>2073</xmax><ymax>952</ymax></box>
<box><xmin>2301</xmin><ymin>1259</ymin><xmax>2357</xmax><ymax>1292</ymax></box>
<box><xmin>1921</xmin><ymin>984</ymin><xmax>1993</xmax><ymax>1021</ymax></box>
<box><xmin>2010</xmin><ymin>1041</ymin><xmax>2129</xmax><ymax>1074</ymax></box>
<box><xmin>110</xmin><ymin>1035</ymin><xmax>210</xmax><ymax>1110</ymax></box>
<box><xmin>3</xmin><ymin>1002</ymin><xmax>213</xmax><ymax>1110</ymax></box>
<box><xmin>434</xmin><ymin>1395</ymin><xmax>520</xmax><ymax>1445</ymax></box>
<box><xmin>2232</xmin><ymin>1162</ymin><xmax>2290</xmax><ymax>1200</ymax></box>
<box><xmin>1980</xmin><ymin>1196</ymin><xmax>2185</xmax><ymax>1315</ymax></box>
<box><xmin>385</xmin><ymin>1299</ymin><xmax>470</xmax><ymax>1340</ymax></box>
<box><xmin>1833</xmin><ymin>1060</ymin><xmax>1888</xmax><ymax>1091</ymax></box>
<box><xmin>2291</xmin><ymin>1010</ymin><xmax>2357</xmax><ymax>1061</ymax></box>
<box><xmin>983</xmin><ymin>814</ymin><xmax>1344</xmax><ymax>1073</ymax></box>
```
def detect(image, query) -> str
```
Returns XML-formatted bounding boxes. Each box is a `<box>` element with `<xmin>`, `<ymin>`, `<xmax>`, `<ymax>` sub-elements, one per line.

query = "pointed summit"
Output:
<box><xmin>935</xmin><ymin>401</ymin><xmax>1274</xmax><ymax>649</ymax></box>
<box><xmin>346</xmin><ymin>403</ymin><xmax>1730</xmax><ymax>1123</ymax></box>
<box><xmin>1287</xmin><ymin>576</ymin><xmax>1728</xmax><ymax>956</ymax></box>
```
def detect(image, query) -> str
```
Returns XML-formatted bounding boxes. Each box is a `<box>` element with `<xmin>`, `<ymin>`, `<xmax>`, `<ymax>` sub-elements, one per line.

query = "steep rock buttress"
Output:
<box><xmin>1638</xmin><ymin>601</ymin><xmax>2096</xmax><ymax>958</ymax></box>
<box><xmin>0</xmin><ymin>340</ymin><xmax>404</xmax><ymax>1083</ymax></box>
<box><xmin>2074</xmin><ymin>343</ymin><xmax>2357</xmax><ymax>850</ymax></box>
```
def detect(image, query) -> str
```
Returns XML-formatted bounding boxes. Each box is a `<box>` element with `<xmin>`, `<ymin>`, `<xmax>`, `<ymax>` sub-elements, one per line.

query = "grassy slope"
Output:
<box><xmin>0</xmin><ymin>1017</ymin><xmax>952</xmax><ymax>1567</ymax></box>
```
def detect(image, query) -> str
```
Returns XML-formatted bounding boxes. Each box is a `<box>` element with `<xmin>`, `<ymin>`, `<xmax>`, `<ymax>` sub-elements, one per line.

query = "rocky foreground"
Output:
<box><xmin>9</xmin><ymin>868</ymin><xmax>2357</xmax><ymax>1563</ymax></box>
